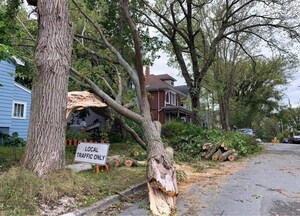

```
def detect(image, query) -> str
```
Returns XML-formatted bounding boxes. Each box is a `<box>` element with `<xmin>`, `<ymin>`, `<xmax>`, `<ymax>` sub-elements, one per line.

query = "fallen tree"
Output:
<box><xmin>70</xmin><ymin>0</ymin><xmax>178</xmax><ymax>214</ymax></box>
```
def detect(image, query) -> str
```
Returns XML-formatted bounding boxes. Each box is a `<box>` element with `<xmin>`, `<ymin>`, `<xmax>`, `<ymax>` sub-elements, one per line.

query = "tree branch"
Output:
<box><xmin>70</xmin><ymin>67</ymin><xmax>143</xmax><ymax>124</ymax></box>
<box><xmin>71</xmin><ymin>0</ymin><xmax>141</xmax><ymax>103</ymax></box>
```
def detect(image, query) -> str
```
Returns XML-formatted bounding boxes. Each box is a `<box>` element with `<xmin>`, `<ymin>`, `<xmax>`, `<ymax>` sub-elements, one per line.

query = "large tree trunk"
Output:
<box><xmin>190</xmin><ymin>92</ymin><xmax>202</xmax><ymax>126</ymax></box>
<box><xmin>22</xmin><ymin>0</ymin><xmax>73</xmax><ymax>176</ymax></box>
<box><xmin>219</xmin><ymin>95</ymin><xmax>230</xmax><ymax>131</ymax></box>
<box><xmin>142</xmin><ymin>120</ymin><xmax>178</xmax><ymax>216</ymax></box>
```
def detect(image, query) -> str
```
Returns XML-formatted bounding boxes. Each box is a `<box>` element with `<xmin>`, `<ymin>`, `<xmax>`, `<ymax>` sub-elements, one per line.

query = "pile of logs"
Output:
<box><xmin>105</xmin><ymin>155</ymin><xmax>139</xmax><ymax>169</ymax></box>
<box><xmin>201</xmin><ymin>143</ymin><xmax>238</xmax><ymax>162</ymax></box>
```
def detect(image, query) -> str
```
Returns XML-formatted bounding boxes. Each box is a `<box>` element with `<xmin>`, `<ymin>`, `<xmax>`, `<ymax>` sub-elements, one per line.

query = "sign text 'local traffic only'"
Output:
<box><xmin>74</xmin><ymin>142</ymin><xmax>109</xmax><ymax>165</ymax></box>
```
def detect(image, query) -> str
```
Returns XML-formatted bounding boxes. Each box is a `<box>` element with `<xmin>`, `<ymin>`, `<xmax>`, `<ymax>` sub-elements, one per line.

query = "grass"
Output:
<box><xmin>0</xmin><ymin>141</ymin><xmax>147</xmax><ymax>215</ymax></box>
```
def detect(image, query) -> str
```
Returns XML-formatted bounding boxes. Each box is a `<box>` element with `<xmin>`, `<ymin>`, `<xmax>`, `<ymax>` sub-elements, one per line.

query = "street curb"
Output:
<box><xmin>62</xmin><ymin>181</ymin><xmax>147</xmax><ymax>216</ymax></box>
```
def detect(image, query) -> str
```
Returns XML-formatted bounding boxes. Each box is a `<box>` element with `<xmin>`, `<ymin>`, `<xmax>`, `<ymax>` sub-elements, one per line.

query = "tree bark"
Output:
<box><xmin>142</xmin><ymin>120</ymin><xmax>178</xmax><ymax>216</ymax></box>
<box><xmin>219</xmin><ymin>149</ymin><xmax>236</xmax><ymax>162</ymax></box>
<box><xmin>190</xmin><ymin>91</ymin><xmax>202</xmax><ymax>126</ymax></box>
<box><xmin>219</xmin><ymin>95</ymin><xmax>230</xmax><ymax>131</ymax></box>
<box><xmin>22</xmin><ymin>0</ymin><xmax>73</xmax><ymax>176</ymax></box>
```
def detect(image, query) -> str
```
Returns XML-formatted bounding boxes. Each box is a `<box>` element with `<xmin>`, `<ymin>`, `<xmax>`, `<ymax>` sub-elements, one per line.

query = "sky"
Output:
<box><xmin>151</xmin><ymin>51</ymin><xmax>300</xmax><ymax>108</ymax></box>
<box><xmin>281</xmin><ymin>74</ymin><xmax>300</xmax><ymax>107</ymax></box>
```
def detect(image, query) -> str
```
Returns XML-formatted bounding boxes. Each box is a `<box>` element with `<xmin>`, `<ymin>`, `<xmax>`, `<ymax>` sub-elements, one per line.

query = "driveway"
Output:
<box><xmin>102</xmin><ymin>143</ymin><xmax>300</xmax><ymax>216</ymax></box>
<box><xmin>178</xmin><ymin>143</ymin><xmax>300</xmax><ymax>216</ymax></box>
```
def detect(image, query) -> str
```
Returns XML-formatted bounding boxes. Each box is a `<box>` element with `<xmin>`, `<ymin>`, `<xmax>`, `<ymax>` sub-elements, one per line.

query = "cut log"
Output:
<box><xmin>223</xmin><ymin>146</ymin><xmax>228</xmax><ymax>151</ymax></box>
<box><xmin>105</xmin><ymin>160</ymin><xmax>115</xmax><ymax>169</ymax></box>
<box><xmin>202</xmin><ymin>143</ymin><xmax>213</xmax><ymax>150</ymax></box>
<box><xmin>205</xmin><ymin>143</ymin><xmax>220</xmax><ymax>159</ymax></box>
<box><xmin>133</xmin><ymin>151</ymin><xmax>140</xmax><ymax>157</ymax></box>
<box><xmin>107</xmin><ymin>155</ymin><xmax>124</xmax><ymax>167</ymax></box>
<box><xmin>219</xmin><ymin>149</ymin><xmax>236</xmax><ymax>162</ymax></box>
<box><xmin>124</xmin><ymin>158</ymin><xmax>139</xmax><ymax>167</ymax></box>
<box><xmin>220</xmin><ymin>143</ymin><xmax>228</xmax><ymax>150</ymax></box>
<box><xmin>228</xmin><ymin>153</ymin><xmax>238</xmax><ymax>161</ymax></box>
<box><xmin>212</xmin><ymin>149</ymin><xmax>223</xmax><ymax>161</ymax></box>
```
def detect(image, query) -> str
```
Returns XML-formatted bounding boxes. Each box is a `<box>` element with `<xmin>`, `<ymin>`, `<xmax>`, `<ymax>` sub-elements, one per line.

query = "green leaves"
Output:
<box><xmin>162</xmin><ymin>121</ymin><xmax>262</xmax><ymax>162</ymax></box>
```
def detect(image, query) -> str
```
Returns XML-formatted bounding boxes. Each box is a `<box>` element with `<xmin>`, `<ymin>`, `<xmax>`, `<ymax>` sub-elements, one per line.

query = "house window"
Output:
<box><xmin>12</xmin><ymin>101</ymin><xmax>26</xmax><ymax>119</ymax></box>
<box><xmin>165</xmin><ymin>91</ymin><xmax>177</xmax><ymax>105</ymax></box>
<box><xmin>171</xmin><ymin>93</ymin><xmax>176</xmax><ymax>105</ymax></box>
<box><xmin>166</xmin><ymin>92</ymin><xmax>170</xmax><ymax>103</ymax></box>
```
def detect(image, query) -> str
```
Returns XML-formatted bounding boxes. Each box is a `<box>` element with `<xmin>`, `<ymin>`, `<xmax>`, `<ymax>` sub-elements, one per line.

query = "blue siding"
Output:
<box><xmin>10</xmin><ymin>83</ymin><xmax>31</xmax><ymax>140</ymax></box>
<box><xmin>0</xmin><ymin>60</ymin><xmax>15</xmax><ymax>128</ymax></box>
<box><xmin>0</xmin><ymin>59</ymin><xmax>31</xmax><ymax>140</ymax></box>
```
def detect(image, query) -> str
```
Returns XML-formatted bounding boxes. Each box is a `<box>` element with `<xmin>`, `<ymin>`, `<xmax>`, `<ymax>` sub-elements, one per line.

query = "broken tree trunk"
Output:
<box><xmin>219</xmin><ymin>149</ymin><xmax>236</xmax><ymax>162</ymax></box>
<box><xmin>228</xmin><ymin>153</ymin><xmax>238</xmax><ymax>161</ymax></box>
<box><xmin>66</xmin><ymin>91</ymin><xmax>107</xmax><ymax>119</ymax></box>
<box><xmin>212</xmin><ymin>149</ymin><xmax>223</xmax><ymax>161</ymax></box>
<box><xmin>143</xmin><ymin>120</ymin><xmax>177</xmax><ymax>216</ymax></box>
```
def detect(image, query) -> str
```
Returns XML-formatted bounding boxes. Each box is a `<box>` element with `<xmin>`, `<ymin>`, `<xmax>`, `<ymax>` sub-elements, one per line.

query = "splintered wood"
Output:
<box><xmin>66</xmin><ymin>91</ymin><xmax>107</xmax><ymax>118</ymax></box>
<box><xmin>147</xmin><ymin>149</ymin><xmax>178</xmax><ymax>216</ymax></box>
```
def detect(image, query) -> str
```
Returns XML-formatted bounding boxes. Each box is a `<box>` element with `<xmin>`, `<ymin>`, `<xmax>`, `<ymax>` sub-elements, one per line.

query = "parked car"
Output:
<box><xmin>239</xmin><ymin>128</ymin><xmax>254</xmax><ymax>136</ymax></box>
<box><xmin>291</xmin><ymin>134</ymin><xmax>300</xmax><ymax>144</ymax></box>
<box><xmin>281</xmin><ymin>137</ymin><xmax>290</xmax><ymax>143</ymax></box>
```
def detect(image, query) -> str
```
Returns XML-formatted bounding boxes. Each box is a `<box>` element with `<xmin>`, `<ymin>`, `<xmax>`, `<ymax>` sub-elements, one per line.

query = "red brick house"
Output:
<box><xmin>145</xmin><ymin>67</ymin><xmax>192</xmax><ymax>124</ymax></box>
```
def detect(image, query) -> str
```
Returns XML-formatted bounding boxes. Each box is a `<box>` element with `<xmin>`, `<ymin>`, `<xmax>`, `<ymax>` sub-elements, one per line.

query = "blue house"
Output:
<box><xmin>0</xmin><ymin>58</ymin><xmax>31</xmax><ymax>140</ymax></box>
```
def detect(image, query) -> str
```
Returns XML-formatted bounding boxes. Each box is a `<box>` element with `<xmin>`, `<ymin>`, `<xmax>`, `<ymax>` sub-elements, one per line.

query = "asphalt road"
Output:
<box><xmin>179</xmin><ymin>143</ymin><xmax>300</xmax><ymax>216</ymax></box>
<box><xmin>116</xmin><ymin>143</ymin><xmax>300</xmax><ymax>216</ymax></box>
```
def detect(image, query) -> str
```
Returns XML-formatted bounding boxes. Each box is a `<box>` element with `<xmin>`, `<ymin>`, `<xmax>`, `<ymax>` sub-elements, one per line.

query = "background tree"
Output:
<box><xmin>21</xmin><ymin>0</ymin><xmax>73</xmax><ymax>176</ymax></box>
<box><xmin>139</xmin><ymin>0</ymin><xmax>300</xmax><ymax>125</ymax></box>
<box><xmin>0</xmin><ymin>1</ymin><xmax>37</xmax><ymax>88</ymax></box>
<box><xmin>210</xmin><ymin>35</ymin><xmax>244</xmax><ymax>130</ymax></box>
<box><xmin>229</xmin><ymin>57</ymin><xmax>291</xmax><ymax>128</ymax></box>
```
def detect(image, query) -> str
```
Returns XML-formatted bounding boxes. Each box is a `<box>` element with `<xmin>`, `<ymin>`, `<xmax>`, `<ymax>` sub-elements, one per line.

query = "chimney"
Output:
<box><xmin>145</xmin><ymin>66</ymin><xmax>150</xmax><ymax>86</ymax></box>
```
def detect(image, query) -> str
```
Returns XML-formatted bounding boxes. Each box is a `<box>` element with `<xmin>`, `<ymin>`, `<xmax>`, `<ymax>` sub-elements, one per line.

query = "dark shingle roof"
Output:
<box><xmin>174</xmin><ymin>85</ymin><xmax>189</xmax><ymax>95</ymax></box>
<box><xmin>146</xmin><ymin>75</ymin><xmax>187</xmax><ymax>96</ymax></box>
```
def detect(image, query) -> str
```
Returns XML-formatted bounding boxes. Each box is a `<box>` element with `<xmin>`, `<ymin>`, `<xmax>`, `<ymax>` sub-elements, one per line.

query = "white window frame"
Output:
<box><xmin>165</xmin><ymin>91</ymin><xmax>177</xmax><ymax>106</ymax></box>
<box><xmin>12</xmin><ymin>101</ymin><xmax>27</xmax><ymax>119</ymax></box>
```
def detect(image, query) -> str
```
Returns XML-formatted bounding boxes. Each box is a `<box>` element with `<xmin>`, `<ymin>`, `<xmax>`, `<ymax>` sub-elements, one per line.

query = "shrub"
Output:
<box><xmin>162</xmin><ymin>121</ymin><xmax>262</xmax><ymax>162</ymax></box>
<box><xmin>161</xmin><ymin>121</ymin><xmax>190</xmax><ymax>139</ymax></box>
<box><xmin>65</xmin><ymin>130</ymin><xmax>91</xmax><ymax>141</ymax></box>
<box><xmin>0</xmin><ymin>132</ymin><xmax>25</xmax><ymax>147</ymax></box>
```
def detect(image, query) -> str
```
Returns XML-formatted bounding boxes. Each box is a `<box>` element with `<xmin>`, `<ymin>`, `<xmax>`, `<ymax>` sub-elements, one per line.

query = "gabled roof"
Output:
<box><xmin>146</xmin><ymin>74</ymin><xmax>187</xmax><ymax>96</ymax></box>
<box><xmin>11</xmin><ymin>56</ymin><xmax>25</xmax><ymax>66</ymax></box>
<box><xmin>14</xmin><ymin>82</ymin><xmax>31</xmax><ymax>94</ymax></box>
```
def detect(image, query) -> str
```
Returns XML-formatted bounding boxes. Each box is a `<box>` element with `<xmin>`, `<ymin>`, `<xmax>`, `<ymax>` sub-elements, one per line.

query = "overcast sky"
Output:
<box><xmin>151</xmin><ymin>51</ymin><xmax>300</xmax><ymax>108</ymax></box>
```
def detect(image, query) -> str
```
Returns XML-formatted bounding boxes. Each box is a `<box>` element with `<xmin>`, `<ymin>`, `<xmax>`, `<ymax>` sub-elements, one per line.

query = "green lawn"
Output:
<box><xmin>0</xmin><ymin>141</ymin><xmax>147</xmax><ymax>215</ymax></box>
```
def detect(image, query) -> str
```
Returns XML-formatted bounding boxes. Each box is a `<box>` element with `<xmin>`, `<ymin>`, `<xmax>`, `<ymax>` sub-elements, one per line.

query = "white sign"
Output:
<box><xmin>74</xmin><ymin>142</ymin><xmax>110</xmax><ymax>165</ymax></box>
